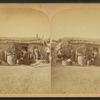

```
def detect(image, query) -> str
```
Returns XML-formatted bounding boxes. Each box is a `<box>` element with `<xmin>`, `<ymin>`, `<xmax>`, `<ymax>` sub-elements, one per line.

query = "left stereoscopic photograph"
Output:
<box><xmin>0</xmin><ymin>8</ymin><xmax>50</xmax><ymax>94</ymax></box>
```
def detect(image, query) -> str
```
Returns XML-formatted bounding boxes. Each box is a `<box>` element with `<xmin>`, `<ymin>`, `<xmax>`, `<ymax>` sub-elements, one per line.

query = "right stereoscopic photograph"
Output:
<box><xmin>51</xmin><ymin>8</ymin><xmax>100</xmax><ymax>94</ymax></box>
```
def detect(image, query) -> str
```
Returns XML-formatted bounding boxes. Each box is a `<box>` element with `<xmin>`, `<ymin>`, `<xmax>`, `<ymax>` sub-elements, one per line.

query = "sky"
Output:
<box><xmin>0</xmin><ymin>8</ymin><xmax>50</xmax><ymax>38</ymax></box>
<box><xmin>51</xmin><ymin>8</ymin><xmax>100</xmax><ymax>40</ymax></box>
<box><xmin>1</xmin><ymin>5</ymin><xmax>100</xmax><ymax>40</ymax></box>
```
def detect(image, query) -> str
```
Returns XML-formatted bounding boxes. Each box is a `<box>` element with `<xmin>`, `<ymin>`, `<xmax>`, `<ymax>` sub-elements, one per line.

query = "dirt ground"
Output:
<box><xmin>0</xmin><ymin>63</ymin><xmax>50</xmax><ymax>94</ymax></box>
<box><xmin>51</xmin><ymin>63</ymin><xmax>100</xmax><ymax>94</ymax></box>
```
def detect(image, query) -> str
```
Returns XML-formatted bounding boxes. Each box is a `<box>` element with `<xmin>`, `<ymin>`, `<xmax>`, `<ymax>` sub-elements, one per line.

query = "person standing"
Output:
<box><xmin>75</xmin><ymin>50</ymin><xmax>78</xmax><ymax>62</ymax></box>
<box><xmin>16</xmin><ymin>50</ymin><xmax>21</xmax><ymax>64</ymax></box>
<box><xmin>57</xmin><ymin>48</ymin><xmax>63</xmax><ymax>60</ymax></box>
<box><xmin>0</xmin><ymin>49</ymin><xmax>5</xmax><ymax>64</ymax></box>
<box><xmin>93</xmin><ymin>49</ymin><xmax>98</xmax><ymax>65</ymax></box>
<box><xmin>22</xmin><ymin>49</ymin><xmax>30</xmax><ymax>65</ymax></box>
<box><xmin>71</xmin><ymin>49</ymin><xmax>75</xmax><ymax>63</ymax></box>
<box><xmin>4</xmin><ymin>50</ymin><xmax>7</xmax><ymax>62</ymax></box>
<box><xmin>34</xmin><ymin>47</ymin><xmax>39</xmax><ymax>61</ymax></box>
<box><xmin>45</xmin><ymin>46</ymin><xmax>50</xmax><ymax>63</ymax></box>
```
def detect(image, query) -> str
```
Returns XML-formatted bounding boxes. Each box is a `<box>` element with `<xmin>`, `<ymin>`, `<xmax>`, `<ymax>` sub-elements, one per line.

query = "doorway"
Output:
<box><xmin>22</xmin><ymin>45</ymin><xmax>28</xmax><ymax>51</ymax></box>
<box><xmin>93</xmin><ymin>47</ymin><xmax>99</xmax><ymax>52</ymax></box>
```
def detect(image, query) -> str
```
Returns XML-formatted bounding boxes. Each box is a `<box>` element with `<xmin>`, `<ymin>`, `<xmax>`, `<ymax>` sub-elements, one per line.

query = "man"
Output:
<box><xmin>34</xmin><ymin>47</ymin><xmax>39</xmax><ymax>61</ymax></box>
<box><xmin>16</xmin><ymin>50</ymin><xmax>21</xmax><ymax>64</ymax></box>
<box><xmin>93</xmin><ymin>49</ymin><xmax>98</xmax><ymax>65</ymax></box>
<box><xmin>71</xmin><ymin>49</ymin><xmax>75</xmax><ymax>62</ymax></box>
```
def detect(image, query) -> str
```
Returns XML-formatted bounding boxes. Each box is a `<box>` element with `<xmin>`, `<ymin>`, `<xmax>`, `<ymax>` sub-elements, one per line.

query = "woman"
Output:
<box><xmin>45</xmin><ymin>46</ymin><xmax>50</xmax><ymax>63</ymax></box>
<box><xmin>57</xmin><ymin>48</ymin><xmax>63</xmax><ymax>60</ymax></box>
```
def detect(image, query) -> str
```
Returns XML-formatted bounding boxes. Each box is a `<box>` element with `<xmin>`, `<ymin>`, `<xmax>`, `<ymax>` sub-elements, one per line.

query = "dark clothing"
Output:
<box><xmin>87</xmin><ymin>51</ymin><xmax>94</xmax><ymax>60</ymax></box>
<box><xmin>17</xmin><ymin>51</ymin><xmax>21</xmax><ymax>59</ymax></box>
<box><xmin>23</xmin><ymin>52</ymin><xmax>30</xmax><ymax>65</ymax></box>
<box><xmin>0</xmin><ymin>51</ymin><xmax>5</xmax><ymax>61</ymax></box>
<box><xmin>71</xmin><ymin>50</ymin><xmax>75</xmax><ymax>62</ymax></box>
<box><xmin>46</xmin><ymin>53</ymin><xmax>50</xmax><ymax>63</ymax></box>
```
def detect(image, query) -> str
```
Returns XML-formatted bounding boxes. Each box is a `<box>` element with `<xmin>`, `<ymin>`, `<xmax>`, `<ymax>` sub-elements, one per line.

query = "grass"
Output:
<box><xmin>0</xmin><ymin>63</ymin><xmax>50</xmax><ymax>94</ymax></box>
<box><xmin>51</xmin><ymin>63</ymin><xmax>100</xmax><ymax>94</ymax></box>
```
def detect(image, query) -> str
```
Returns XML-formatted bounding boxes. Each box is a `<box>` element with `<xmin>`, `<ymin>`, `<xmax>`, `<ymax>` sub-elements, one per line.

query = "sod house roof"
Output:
<box><xmin>0</xmin><ymin>37</ymin><xmax>45</xmax><ymax>44</ymax></box>
<box><xmin>58</xmin><ymin>37</ymin><xmax>100</xmax><ymax>45</ymax></box>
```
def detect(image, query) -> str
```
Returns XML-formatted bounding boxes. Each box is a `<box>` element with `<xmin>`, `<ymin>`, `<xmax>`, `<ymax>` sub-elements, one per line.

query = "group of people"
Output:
<box><xmin>86</xmin><ymin>49</ymin><xmax>98</xmax><ymax>65</ymax></box>
<box><xmin>57</xmin><ymin>47</ymin><xmax>99</xmax><ymax>66</ymax></box>
<box><xmin>16</xmin><ymin>46</ymin><xmax>50</xmax><ymax>65</ymax></box>
<box><xmin>0</xmin><ymin>45</ymin><xmax>50</xmax><ymax>65</ymax></box>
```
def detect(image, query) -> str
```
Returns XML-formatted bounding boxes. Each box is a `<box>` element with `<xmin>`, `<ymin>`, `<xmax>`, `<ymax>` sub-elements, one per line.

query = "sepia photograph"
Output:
<box><xmin>51</xmin><ymin>8</ymin><xmax>100</xmax><ymax>94</ymax></box>
<box><xmin>0</xmin><ymin>8</ymin><xmax>51</xmax><ymax>94</ymax></box>
<box><xmin>1</xmin><ymin>3</ymin><xmax>100</xmax><ymax>97</ymax></box>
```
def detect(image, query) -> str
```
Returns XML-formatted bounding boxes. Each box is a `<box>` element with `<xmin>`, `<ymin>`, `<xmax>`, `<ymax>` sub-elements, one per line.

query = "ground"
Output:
<box><xmin>0</xmin><ymin>63</ymin><xmax>50</xmax><ymax>94</ymax></box>
<box><xmin>51</xmin><ymin>63</ymin><xmax>100</xmax><ymax>94</ymax></box>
